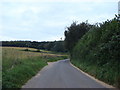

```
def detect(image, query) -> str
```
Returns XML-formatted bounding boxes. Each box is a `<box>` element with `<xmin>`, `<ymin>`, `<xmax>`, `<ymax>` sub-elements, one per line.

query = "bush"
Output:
<box><xmin>70</xmin><ymin>15</ymin><xmax>120</xmax><ymax>88</ymax></box>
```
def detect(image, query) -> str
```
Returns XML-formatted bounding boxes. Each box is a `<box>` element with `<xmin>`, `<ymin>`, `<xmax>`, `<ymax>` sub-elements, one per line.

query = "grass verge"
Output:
<box><xmin>71</xmin><ymin>59</ymin><xmax>120</xmax><ymax>88</ymax></box>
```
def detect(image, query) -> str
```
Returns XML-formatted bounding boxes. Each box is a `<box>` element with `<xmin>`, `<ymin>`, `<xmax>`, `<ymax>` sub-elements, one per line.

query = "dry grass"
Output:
<box><xmin>2</xmin><ymin>47</ymin><xmax>67</xmax><ymax>71</ymax></box>
<box><xmin>2</xmin><ymin>47</ymin><xmax>65</xmax><ymax>58</ymax></box>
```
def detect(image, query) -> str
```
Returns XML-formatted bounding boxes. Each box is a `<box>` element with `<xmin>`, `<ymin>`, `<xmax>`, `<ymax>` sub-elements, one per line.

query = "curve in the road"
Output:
<box><xmin>22</xmin><ymin>59</ymin><xmax>115</xmax><ymax>88</ymax></box>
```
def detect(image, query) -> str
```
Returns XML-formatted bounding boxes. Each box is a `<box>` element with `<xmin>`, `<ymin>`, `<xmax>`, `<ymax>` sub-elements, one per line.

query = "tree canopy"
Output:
<box><xmin>64</xmin><ymin>21</ymin><xmax>92</xmax><ymax>52</ymax></box>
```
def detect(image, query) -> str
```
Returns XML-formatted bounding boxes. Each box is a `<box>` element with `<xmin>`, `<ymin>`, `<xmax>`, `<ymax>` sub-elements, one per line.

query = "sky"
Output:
<box><xmin>0</xmin><ymin>0</ymin><xmax>119</xmax><ymax>41</ymax></box>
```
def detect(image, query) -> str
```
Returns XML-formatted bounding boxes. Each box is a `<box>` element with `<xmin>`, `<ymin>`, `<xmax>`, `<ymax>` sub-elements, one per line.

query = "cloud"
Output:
<box><xmin>1</xmin><ymin>0</ymin><xmax>118</xmax><ymax>3</ymax></box>
<box><xmin>43</xmin><ymin>21</ymin><xmax>67</xmax><ymax>28</ymax></box>
<box><xmin>88</xmin><ymin>14</ymin><xmax>115</xmax><ymax>24</ymax></box>
<box><xmin>0</xmin><ymin>0</ymin><xmax>117</xmax><ymax>41</ymax></box>
<box><xmin>0</xmin><ymin>35</ymin><xmax>17</xmax><ymax>41</ymax></box>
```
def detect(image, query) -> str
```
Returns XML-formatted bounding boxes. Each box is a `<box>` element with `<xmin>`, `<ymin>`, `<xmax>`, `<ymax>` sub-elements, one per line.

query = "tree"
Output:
<box><xmin>64</xmin><ymin>21</ymin><xmax>92</xmax><ymax>52</ymax></box>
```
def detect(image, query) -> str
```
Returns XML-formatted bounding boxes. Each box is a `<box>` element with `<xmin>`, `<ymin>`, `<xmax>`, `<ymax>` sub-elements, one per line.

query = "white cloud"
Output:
<box><xmin>0</xmin><ymin>35</ymin><xmax>17</xmax><ymax>41</ymax></box>
<box><xmin>43</xmin><ymin>21</ymin><xmax>67</xmax><ymax>27</ymax></box>
<box><xmin>44</xmin><ymin>35</ymin><xmax>65</xmax><ymax>41</ymax></box>
<box><xmin>1</xmin><ymin>0</ymin><xmax>118</xmax><ymax>3</ymax></box>
<box><xmin>88</xmin><ymin>14</ymin><xmax>115</xmax><ymax>24</ymax></box>
<box><xmin>1</xmin><ymin>4</ymin><xmax>48</xmax><ymax>17</ymax></box>
<box><xmin>0</xmin><ymin>0</ymin><xmax>117</xmax><ymax>41</ymax></box>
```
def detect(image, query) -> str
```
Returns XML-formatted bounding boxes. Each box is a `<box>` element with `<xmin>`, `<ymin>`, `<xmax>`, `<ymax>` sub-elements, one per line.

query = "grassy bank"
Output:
<box><xmin>2</xmin><ymin>47</ymin><xmax>68</xmax><ymax>88</ymax></box>
<box><xmin>71</xmin><ymin>17</ymin><xmax>120</xmax><ymax>88</ymax></box>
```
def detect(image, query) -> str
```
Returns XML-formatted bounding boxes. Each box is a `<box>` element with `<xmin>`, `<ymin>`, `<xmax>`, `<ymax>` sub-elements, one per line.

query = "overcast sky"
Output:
<box><xmin>0</xmin><ymin>0</ymin><xmax>119</xmax><ymax>41</ymax></box>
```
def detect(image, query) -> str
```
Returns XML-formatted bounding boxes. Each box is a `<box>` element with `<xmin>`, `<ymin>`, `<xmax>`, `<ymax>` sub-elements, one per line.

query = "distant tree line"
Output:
<box><xmin>1</xmin><ymin>41</ymin><xmax>67</xmax><ymax>52</ymax></box>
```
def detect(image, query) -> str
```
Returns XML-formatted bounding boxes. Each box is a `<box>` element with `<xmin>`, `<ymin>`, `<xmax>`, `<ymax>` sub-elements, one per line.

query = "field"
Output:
<box><xmin>2</xmin><ymin>47</ymin><xmax>68</xmax><ymax>88</ymax></box>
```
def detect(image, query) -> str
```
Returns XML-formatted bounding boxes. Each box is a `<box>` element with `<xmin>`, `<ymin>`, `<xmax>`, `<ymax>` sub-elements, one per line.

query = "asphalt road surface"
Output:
<box><xmin>22</xmin><ymin>59</ymin><xmax>114</xmax><ymax>88</ymax></box>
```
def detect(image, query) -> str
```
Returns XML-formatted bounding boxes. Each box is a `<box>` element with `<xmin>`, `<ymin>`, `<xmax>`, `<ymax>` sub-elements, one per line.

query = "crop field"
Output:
<box><xmin>2</xmin><ymin>47</ymin><xmax>68</xmax><ymax>88</ymax></box>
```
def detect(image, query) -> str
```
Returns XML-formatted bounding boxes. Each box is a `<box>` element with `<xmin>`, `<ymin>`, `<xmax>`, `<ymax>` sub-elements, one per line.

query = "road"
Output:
<box><xmin>22</xmin><ymin>59</ymin><xmax>114</xmax><ymax>88</ymax></box>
